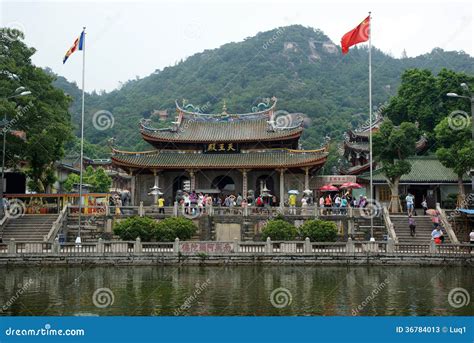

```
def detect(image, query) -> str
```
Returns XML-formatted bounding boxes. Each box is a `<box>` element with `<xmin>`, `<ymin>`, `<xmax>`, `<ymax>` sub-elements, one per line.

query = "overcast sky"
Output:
<box><xmin>1</xmin><ymin>0</ymin><xmax>472</xmax><ymax>92</ymax></box>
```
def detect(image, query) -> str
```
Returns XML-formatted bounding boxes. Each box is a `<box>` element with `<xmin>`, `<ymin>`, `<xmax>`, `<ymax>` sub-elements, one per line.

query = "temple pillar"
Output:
<box><xmin>188</xmin><ymin>169</ymin><xmax>196</xmax><ymax>191</ymax></box>
<box><xmin>130</xmin><ymin>170</ymin><xmax>136</xmax><ymax>206</ymax></box>
<box><xmin>279</xmin><ymin>169</ymin><xmax>285</xmax><ymax>208</ymax></box>
<box><xmin>153</xmin><ymin>170</ymin><xmax>160</xmax><ymax>205</ymax></box>
<box><xmin>241</xmin><ymin>169</ymin><xmax>249</xmax><ymax>198</ymax></box>
<box><xmin>304</xmin><ymin>167</ymin><xmax>310</xmax><ymax>191</ymax></box>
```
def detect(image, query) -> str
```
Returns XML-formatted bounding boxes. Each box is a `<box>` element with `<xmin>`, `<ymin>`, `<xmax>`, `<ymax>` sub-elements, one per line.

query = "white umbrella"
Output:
<box><xmin>288</xmin><ymin>190</ymin><xmax>299</xmax><ymax>195</ymax></box>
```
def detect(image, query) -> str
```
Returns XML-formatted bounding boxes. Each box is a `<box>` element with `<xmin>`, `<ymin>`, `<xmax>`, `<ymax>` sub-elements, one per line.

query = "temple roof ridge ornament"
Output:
<box><xmin>354</xmin><ymin>113</ymin><xmax>383</xmax><ymax>133</ymax></box>
<box><xmin>174</xmin><ymin>96</ymin><xmax>278</xmax><ymax>118</ymax></box>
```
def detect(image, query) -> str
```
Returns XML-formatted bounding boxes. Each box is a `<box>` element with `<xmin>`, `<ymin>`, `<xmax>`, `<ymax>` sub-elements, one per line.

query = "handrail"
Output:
<box><xmin>44</xmin><ymin>204</ymin><xmax>68</xmax><ymax>242</ymax></box>
<box><xmin>382</xmin><ymin>206</ymin><xmax>398</xmax><ymax>243</ymax></box>
<box><xmin>0</xmin><ymin>211</ymin><xmax>8</xmax><ymax>227</ymax></box>
<box><xmin>2</xmin><ymin>239</ymin><xmax>472</xmax><ymax>257</ymax></box>
<box><xmin>436</xmin><ymin>203</ymin><xmax>459</xmax><ymax>244</ymax></box>
<box><xmin>0</xmin><ymin>211</ymin><xmax>8</xmax><ymax>242</ymax></box>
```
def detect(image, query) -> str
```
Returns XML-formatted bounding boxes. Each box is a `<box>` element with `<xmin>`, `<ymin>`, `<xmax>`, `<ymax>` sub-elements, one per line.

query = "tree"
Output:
<box><xmin>299</xmin><ymin>219</ymin><xmax>338</xmax><ymax>242</ymax></box>
<box><xmin>114</xmin><ymin>216</ymin><xmax>155</xmax><ymax>241</ymax></box>
<box><xmin>0</xmin><ymin>29</ymin><xmax>73</xmax><ymax>192</ymax></box>
<box><xmin>435</xmin><ymin>117</ymin><xmax>474</xmax><ymax>205</ymax></box>
<box><xmin>384</xmin><ymin>68</ymin><xmax>474</xmax><ymax>137</ymax></box>
<box><xmin>63</xmin><ymin>166</ymin><xmax>111</xmax><ymax>193</ymax></box>
<box><xmin>154</xmin><ymin>217</ymin><xmax>196</xmax><ymax>241</ymax></box>
<box><xmin>373</xmin><ymin>120</ymin><xmax>419</xmax><ymax>212</ymax></box>
<box><xmin>261</xmin><ymin>219</ymin><xmax>297</xmax><ymax>241</ymax></box>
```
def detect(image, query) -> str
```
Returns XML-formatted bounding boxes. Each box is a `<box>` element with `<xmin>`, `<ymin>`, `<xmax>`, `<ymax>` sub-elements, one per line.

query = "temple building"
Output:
<box><xmin>341</xmin><ymin>115</ymin><xmax>428</xmax><ymax>175</ymax></box>
<box><xmin>111</xmin><ymin>98</ymin><xmax>328</xmax><ymax>206</ymax></box>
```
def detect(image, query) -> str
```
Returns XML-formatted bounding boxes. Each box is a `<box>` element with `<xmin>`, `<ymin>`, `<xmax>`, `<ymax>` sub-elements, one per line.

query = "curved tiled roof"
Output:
<box><xmin>344</xmin><ymin>136</ymin><xmax>429</xmax><ymax>153</ymax></box>
<box><xmin>112</xmin><ymin>149</ymin><xmax>327</xmax><ymax>170</ymax></box>
<box><xmin>358</xmin><ymin>156</ymin><xmax>471</xmax><ymax>183</ymax></box>
<box><xmin>141</xmin><ymin>118</ymin><xmax>303</xmax><ymax>143</ymax></box>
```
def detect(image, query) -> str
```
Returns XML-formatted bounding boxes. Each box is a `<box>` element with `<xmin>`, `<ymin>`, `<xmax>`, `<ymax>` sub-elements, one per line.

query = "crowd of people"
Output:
<box><xmin>317</xmin><ymin>193</ymin><xmax>370</xmax><ymax>215</ymax></box>
<box><xmin>170</xmin><ymin>190</ymin><xmax>373</xmax><ymax>216</ymax></box>
<box><xmin>404</xmin><ymin>193</ymin><xmax>448</xmax><ymax>244</ymax></box>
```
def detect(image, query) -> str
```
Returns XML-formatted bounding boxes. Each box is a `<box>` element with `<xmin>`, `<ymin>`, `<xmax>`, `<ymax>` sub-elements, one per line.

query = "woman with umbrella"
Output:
<box><xmin>288</xmin><ymin>190</ymin><xmax>299</xmax><ymax>215</ymax></box>
<box><xmin>319</xmin><ymin>184</ymin><xmax>338</xmax><ymax>215</ymax></box>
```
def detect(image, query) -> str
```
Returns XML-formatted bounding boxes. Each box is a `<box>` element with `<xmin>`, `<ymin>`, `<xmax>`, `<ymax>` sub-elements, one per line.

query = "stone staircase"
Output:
<box><xmin>0</xmin><ymin>214</ymin><xmax>58</xmax><ymax>242</ymax></box>
<box><xmin>390</xmin><ymin>214</ymin><xmax>450</xmax><ymax>244</ymax></box>
<box><xmin>66</xmin><ymin>216</ymin><xmax>107</xmax><ymax>242</ymax></box>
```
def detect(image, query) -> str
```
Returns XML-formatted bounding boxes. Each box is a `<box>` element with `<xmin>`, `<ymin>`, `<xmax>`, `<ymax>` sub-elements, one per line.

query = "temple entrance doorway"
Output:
<box><xmin>211</xmin><ymin>175</ymin><xmax>235</xmax><ymax>197</ymax></box>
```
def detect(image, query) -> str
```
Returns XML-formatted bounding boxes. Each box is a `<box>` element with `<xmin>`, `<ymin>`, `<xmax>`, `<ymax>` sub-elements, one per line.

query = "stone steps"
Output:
<box><xmin>390</xmin><ymin>215</ymin><xmax>450</xmax><ymax>244</ymax></box>
<box><xmin>1</xmin><ymin>214</ymin><xmax>58</xmax><ymax>242</ymax></box>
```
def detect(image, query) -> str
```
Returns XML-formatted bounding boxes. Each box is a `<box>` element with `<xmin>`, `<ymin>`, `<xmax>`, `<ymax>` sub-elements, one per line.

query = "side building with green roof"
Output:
<box><xmin>357</xmin><ymin>156</ymin><xmax>471</xmax><ymax>209</ymax></box>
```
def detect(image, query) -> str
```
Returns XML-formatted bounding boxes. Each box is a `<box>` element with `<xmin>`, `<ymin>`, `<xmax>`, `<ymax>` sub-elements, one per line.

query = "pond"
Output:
<box><xmin>0</xmin><ymin>265</ymin><xmax>472</xmax><ymax>316</ymax></box>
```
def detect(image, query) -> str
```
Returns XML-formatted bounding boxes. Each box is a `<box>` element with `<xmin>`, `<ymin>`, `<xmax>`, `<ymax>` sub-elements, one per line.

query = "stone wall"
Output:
<box><xmin>1</xmin><ymin>254</ymin><xmax>471</xmax><ymax>267</ymax></box>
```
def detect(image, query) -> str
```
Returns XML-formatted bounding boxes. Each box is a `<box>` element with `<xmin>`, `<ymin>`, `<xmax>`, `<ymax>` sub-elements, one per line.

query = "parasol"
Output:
<box><xmin>340</xmin><ymin>182</ymin><xmax>362</xmax><ymax>189</ymax></box>
<box><xmin>319</xmin><ymin>184</ymin><xmax>339</xmax><ymax>192</ymax></box>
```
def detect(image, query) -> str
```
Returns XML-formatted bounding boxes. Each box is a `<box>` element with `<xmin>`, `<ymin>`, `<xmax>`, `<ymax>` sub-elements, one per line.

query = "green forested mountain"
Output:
<box><xmin>50</xmin><ymin>25</ymin><xmax>473</xmax><ymax>157</ymax></box>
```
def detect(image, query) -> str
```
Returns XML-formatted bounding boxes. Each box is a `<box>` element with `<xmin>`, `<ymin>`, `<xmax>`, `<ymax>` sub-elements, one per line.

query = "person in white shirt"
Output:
<box><xmin>421</xmin><ymin>198</ymin><xmax>428</xmax><ymax>215</ymax></box>
<box><xmin>405</xmin><ymin>193</ymin><xmax>415</xmax><ymax>216</ymax></box>
<box><xmin>301</xmin><ymin>197</ymin><xmax>308</xmax><ymax>215</ymax></box>
<box><xmin>334</xmin><ymin>194</ymin><xmax>341</xmax><ymax>215</ymax></box>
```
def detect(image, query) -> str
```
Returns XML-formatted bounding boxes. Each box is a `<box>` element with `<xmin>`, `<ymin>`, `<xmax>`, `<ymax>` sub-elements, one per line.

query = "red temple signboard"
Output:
<box><xmin>180</xmin><ymin>242</ymin><xmax>233</xmax><ymax>254</ymax></box>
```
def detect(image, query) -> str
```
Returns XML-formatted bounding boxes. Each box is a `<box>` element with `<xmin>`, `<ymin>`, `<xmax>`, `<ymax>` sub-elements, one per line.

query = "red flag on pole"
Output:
<box><xmin>341</xmin><ymin>16</ymin><xmax>370</xmax><ymax>54</ymax></box>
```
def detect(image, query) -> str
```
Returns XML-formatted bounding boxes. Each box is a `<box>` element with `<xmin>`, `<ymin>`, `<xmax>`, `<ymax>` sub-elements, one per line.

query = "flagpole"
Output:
<box><xmin>368</xmin><ymin>12</ymin><xmax>374</xmax><ymax>240</ymax></box>
<box><xmin>77</xmin><ymin>27</ymin><xmax>86</xmax><ymax>244</ymax></box>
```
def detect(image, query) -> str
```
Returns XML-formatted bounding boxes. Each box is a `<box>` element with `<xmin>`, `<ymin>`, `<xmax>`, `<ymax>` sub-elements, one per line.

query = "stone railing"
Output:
<box><xmin>0</xmin><ymin>211</ymin><xmax>8</xmax><ymax>230</ymax></box>
<box><xmin>65</xmin><ymin>203</ymin><xmax>379</xmax><ymax>220</ymax></box>
<box><xmin>44</xmin><ymin>203</ymin><xmax>69</xmax><ymax>242</ymax></box>
<box><xmin>382</xmin><ymin>206</ymin><xmax>398</xmax><ymax>243</ymax></box>
<box><xmin>436</xmin><ymin>203</ymin><xmax>459</xmax><ymax>244</ymax></box>
<box><xmin>1</xmin><ymin>238</ymin><xmax>471</xmax><ymax>257</ymax></box>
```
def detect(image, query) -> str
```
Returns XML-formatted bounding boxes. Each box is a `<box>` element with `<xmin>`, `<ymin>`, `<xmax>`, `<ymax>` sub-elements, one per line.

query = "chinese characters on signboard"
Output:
<box><xmin>180</xmin><ymin>242</ymin><xmax>233</xmax><ymax>254</ymax></box>
<box><xmin>315</xmin><ymin>175</ymin><xmax>357</xmax><ymax>186</ymax></box>
<box><xmin>203</xmin><ymin>143</ymin><xmax>239</xmax><ymax>153</ymax></box>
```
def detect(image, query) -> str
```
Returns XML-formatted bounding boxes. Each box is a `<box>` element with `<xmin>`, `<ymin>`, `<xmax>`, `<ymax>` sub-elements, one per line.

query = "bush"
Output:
<box><xmin>154</xmin><ymin>217</ymin><xmax>196</xmax><ymax>241</ymax></box>
<box><xmin>113</xmin><ymin>216</ymin><xmax>155</xmax><ymax>241</ymax></box>
<box><xmin>261</xmin><ymin>219</ymin><xmax>297</xmax><ymax>241</ymax></box>
<box><xmin>299</xmin><ymin>219</ymin><xmax>338</xmax><ymax>242</ymax></box>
